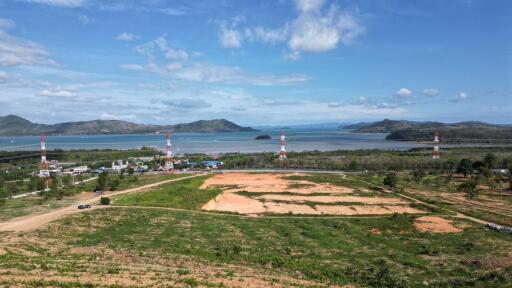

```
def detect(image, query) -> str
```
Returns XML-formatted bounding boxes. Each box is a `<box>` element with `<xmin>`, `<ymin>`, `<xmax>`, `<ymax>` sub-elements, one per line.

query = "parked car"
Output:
<box><xmin>78</xmin><ymin>204</ymin><xmax>91</xmax><ymax>209</ymax></box>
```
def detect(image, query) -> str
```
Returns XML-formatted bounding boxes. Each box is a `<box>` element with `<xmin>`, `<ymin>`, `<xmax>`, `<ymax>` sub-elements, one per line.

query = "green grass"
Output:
<box><xmin>13</xmin><ymin>207</ymin><xmax>512</xmax><ymax>288</ymax></box>
<box><xmin>0</xmin><ymin>173</ymin><xmax>193</xmax><ymax>222</ymax></box>
<box><xmin>113</xmin><ymin>175</ymin><xmax>221</xmax><ymax>210</ymax></box>
<box><xmin>0</xmin><ymin>197</ymin><xmax>76</xmax><ymax>221</ymax></box>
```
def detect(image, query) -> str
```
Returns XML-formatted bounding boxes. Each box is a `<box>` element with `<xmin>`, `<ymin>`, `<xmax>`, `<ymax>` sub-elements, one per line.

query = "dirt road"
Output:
<box><xmin>0</xmin><ymin>174</ymin><xmax>203</xmax><ymax>232</ymax></box>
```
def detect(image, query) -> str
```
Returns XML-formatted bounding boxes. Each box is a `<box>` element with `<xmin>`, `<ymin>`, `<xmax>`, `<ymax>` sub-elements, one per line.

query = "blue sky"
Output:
<box><xmin>0</xmin><ymin>0</ymin><xmax>510</xmax><ymax>125</ymax></box>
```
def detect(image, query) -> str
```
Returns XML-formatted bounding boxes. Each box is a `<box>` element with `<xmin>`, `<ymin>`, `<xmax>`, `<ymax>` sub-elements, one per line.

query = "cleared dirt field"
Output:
<box><xmin>414</xmin><ymin>216</ymin><xmax>464</xmax><ymax>233</ymax></box>
<box><xmin>201</xmin><ymin>173</ymin><xmax>426</xmax><ymax>216</ymax></box>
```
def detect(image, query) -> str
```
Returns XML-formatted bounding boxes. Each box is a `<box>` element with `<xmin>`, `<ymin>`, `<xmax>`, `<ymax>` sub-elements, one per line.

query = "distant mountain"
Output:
<box><xmin>0</xmin><ymin>115</ymin><xmax>256</xmax><ymax>136</ymax></box>
<box><xmin>344</xmin><ymin>119</ymin><xmax>512</xmax><ymax>143</ymax></box>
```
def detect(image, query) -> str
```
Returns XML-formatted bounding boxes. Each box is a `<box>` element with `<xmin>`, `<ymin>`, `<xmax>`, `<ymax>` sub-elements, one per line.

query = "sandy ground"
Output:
<box><xmin>201</xmin><ymin>173</ymin><xmax>424</xmax><ymax>216</ymax></box>
<box><xmin>414</xmin><ymin>216</ymin><xmax>463</xmax><ymax>233</ymax></box>
<box><xmin>200</xmin><ymin>173</ymin><xmax>355</xmax><ymax>194</ymax></box>
<box><xmin>0</xmin><ymin>174</ymin><xmax>203</xmax><ymax>232</ymax></box>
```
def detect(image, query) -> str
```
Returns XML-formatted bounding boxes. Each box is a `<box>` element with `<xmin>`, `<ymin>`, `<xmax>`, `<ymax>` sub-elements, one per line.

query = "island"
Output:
<box><xmin>255</xmin><ymin>135</ymin><xmax>272</xmax><ymax>140</ymax></box>
<box><xmin>0</xmin><ymin>115</ymin><xmax>257</xmax><ymax>136</ymax></box>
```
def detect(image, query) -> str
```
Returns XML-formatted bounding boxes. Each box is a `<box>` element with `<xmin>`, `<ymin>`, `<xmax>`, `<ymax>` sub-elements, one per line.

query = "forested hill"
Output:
<box><xmin>0</xmin><ymin>115</ymin><xmax>256</xmax><ymax>135</ymax></box>
<box><xmin>342</xmin><ymin>119</ymin><xmax>512</xmax><ymax>143</ymax></box>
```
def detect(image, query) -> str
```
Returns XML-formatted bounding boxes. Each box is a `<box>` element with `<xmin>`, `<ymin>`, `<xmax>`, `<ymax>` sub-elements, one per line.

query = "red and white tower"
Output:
<box><xmin>39</xmin><ymin>133</ymin><xmax>50</xmax><ymax>177</ymax></box>
<box><xmin>279</xmin><ymin>132</ymin><xmax>287</xmax><ymax>160</ymax></box>
<box><xmin>432</xmin><ymin>131</ymin><xmax>440</xmax><ymax>159</ymax></box>
<box><xmin>165</xmin><ymin>131</ymin><xmax>174</xmax><ymax>171</ymax></box>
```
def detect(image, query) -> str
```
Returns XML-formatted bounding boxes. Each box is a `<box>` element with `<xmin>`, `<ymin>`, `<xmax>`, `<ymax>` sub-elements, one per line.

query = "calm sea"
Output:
<box><xmin>0</xmin><ymin>129</ymin><xmax>429</xmax><ymax>154</ymax></box>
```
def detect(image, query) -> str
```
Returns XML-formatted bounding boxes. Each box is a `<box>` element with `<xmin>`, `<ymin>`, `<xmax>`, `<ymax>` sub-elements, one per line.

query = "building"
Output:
<box><xmin>202</xmin><ymin>161</ymin><xmax>224</xmax><ymax>170</ymax></box>
<box><xmin>111</xmin><ymin>160</ymin><xmax>127</xmax><ymax>172</ymax></box>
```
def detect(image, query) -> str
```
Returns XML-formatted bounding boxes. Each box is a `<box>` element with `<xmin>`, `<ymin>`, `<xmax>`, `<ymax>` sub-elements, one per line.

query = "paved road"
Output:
<box><xmin>0</xmin><ymin>174</ymin><xmax>203</xmax><ymax>232</ymax></box>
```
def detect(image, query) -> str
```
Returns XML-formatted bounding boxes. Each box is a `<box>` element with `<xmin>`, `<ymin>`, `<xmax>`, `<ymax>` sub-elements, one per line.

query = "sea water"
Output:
<box><xmin>0</xmin><ymin>129</ymin><xmax>428</xmax><ymax>153</ymax></box>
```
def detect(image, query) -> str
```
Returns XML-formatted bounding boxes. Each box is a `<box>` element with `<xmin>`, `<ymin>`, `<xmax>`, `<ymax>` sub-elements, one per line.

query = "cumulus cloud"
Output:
<box><xmin>244</xmin><ymin>26</ymin><xmax>289</xmax><ymax>44</ymax></box>
<box><xmin>422</xmin><ymin>88</ymin><xmax>439</xmax><ymax>97</ymax></box>
<box><xmin>218</xmin><ymin>24</ymin><xmax>242</xmax><ymax>48</ymax></box>
<box><xmin>452</xmin><ymin>92</ymin><xmax>470</xmax><ymax>102</ymax></box>
<box><xmin>395</xmin><ymin>88</ymin><xmax>413</xmax><ymax>98</ymax></box>
<box><xmin>223</xmin><ymin>0</ymin><xmax>365</xmax><ymax>58</ymax></box>
<box><xmin>116</xmin><ymin>32</ymin><xmax>137</xmax><ymax>41</ymax></box>
<box><xmin>0</xmin><ymin>19</ymin><xmax>52</xmax><ymax>67</ymax></box>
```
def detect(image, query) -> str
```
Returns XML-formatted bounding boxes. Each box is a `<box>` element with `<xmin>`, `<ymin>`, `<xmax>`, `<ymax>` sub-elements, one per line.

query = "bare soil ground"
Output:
<box><xmin>201</xmin><ymin>173</ymin><xmax>425</xmax><ymax>216</ymax></box>
<box><xmin>200</xmin><ymin>173</ymin><xmax>356</xmax><ymax>194</ymax></box>
<box><xmin>414</xmin><ymin>216</ymin><xmax>463</xmax><ymax>233</ymax></box>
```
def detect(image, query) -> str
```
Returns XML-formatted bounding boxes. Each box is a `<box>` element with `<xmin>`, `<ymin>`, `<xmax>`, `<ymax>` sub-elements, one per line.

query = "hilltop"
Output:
<box><xmin>341</xmin><ymin>119</ymin><xmax>512</xmax><ymax>143</ymax></box>
<box><xmin>0</xmin><ymin>115</ymin><xmax>256</xmax><ymax>136</ymax></box>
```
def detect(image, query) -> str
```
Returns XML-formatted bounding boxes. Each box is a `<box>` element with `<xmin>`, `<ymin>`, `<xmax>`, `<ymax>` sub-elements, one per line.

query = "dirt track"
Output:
<box><xmin>0</xmin><ymin>174</ymin><xmax>203</xmax><ymax>232</ymax></box>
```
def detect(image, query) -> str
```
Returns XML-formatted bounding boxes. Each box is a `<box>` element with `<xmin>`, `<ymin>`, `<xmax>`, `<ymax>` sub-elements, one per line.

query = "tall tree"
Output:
<box><xmin>457</xmin><ymin>178</ymin><xmax>480</xmax><ymax>200</ymax></box>
<box><xmin>457</xmin><ymin>158</ymin><xmax>473</xmax><ymax>177</ymax></box>
<box><xmin>484</xmin><ymin>153</ymin><xmax>497</xmax><ymax>169</ymax></box>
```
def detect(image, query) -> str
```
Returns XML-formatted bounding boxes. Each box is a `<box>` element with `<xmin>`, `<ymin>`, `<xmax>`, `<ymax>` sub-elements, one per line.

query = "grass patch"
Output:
<box><xmin>113</xmin><ymin>175</ymin><xmax>221</xmax><ymax>210</ymax></box>
<box><xmin>12</xmin><ymin>208</ymin><xmax>511</xmax><ymax>287</ymax></box>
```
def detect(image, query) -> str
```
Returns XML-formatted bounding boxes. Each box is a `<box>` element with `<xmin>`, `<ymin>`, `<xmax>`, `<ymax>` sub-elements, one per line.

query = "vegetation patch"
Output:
<box><xmin>113</xmin><ymin>175</ymin><xmax>221</xmax><ymax>210</ymax></box>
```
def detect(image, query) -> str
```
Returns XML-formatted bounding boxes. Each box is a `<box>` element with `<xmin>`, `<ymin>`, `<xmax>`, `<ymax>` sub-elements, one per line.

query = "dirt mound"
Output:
<box><xmin>414</xmin><ymin>216</ymin><xmax>463</xmax><ymax>233</ymax></box>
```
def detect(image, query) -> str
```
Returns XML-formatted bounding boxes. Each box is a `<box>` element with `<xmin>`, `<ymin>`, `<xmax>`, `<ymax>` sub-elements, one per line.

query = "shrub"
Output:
<box><xmin>100</xmin><ymin>197</ymin><xmax>110</xmax><ymax>205</ymax></box>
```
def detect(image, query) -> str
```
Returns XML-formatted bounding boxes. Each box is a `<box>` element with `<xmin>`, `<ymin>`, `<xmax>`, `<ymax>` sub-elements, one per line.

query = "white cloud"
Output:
<box><xmin>120</xmin><ymin>64</ymin><xmax>144</xmax><ymax>71</ymax></box>
<box><xmin>164</xmin><ymin>48</ymin><xmax>188</xmax><ymax>61</ymax></box>
<box><xmin>116</xmin><ymin>32</ymin><xmax>137</xmax><ymax>41</ymax></box>
<box><xmin>39</xmin><ymin>88</ymin><xmax>75</xmax><ymax>98</ymax></box>
<box><xmin>229</xmin><ymin>0</ymin><xmax>365</xmax><ymax>58</ymax></box>
<box><xmin>422</xmin><ymin>88</ymin><xmax>439</xmax><ymax>97</ymax></box>
<box><xmin>295</xmin><ymin>0</ymin><xmax>325</xmax><ymax>12</ymax></box>
<box><xmin>288</xmin><ymin>6</ymin><xmax>364</xmax><ymax>55</ymax></box>
<box><xmin>25</xmin><ymin>0</ymin><xmax>86</xmax><ymax>7</ymax></box>
<box><xmin>245</xmin><ymin>26</ymin><xmax>289</xmax><ymax>44</ymax></box>
<box><xmin>218</xmin><ymin>24</ymin><xmax>242</xmax><ymax>48</ymax></box>
<box><xmin>453</xmin><ymin>92</ymin><xmax>470</xmax><ymax>102</ymax></box>
<box><xmin>100</xmin><ymin>112</ymin><xmax>136</xmax><ymax>120</ymax></box>
<box><xmin>129</xmin><ymin>35</ymin><xmax>310</xmax><ymax>86</ymax></box>
<box><xmin>0</xmin><ymin>20</ymin><xmax>52</xmax><ymax>67</ymax></box>
<box><xmin>395</xmin><ymin>88</ymin><xmax>413</xmax><ymax>98</ymax></box>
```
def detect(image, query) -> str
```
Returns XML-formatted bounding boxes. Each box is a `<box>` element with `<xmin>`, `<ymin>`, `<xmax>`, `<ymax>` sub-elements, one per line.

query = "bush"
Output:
<box><xmin>100</xmin><ymin>197</ymin><xmax>110</xmax><ymax>205</ymax></box>
<box><xmin>383</xmin><ymin>172</ymin><xmax>398</xmax><ymax>188</ymax></box>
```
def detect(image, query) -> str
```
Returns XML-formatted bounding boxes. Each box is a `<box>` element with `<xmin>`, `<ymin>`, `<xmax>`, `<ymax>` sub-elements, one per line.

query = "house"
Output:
<box><xmin>202</xmin><ymin>161</ymin><xmax>224</xmax><ymax>170</ymax></box>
